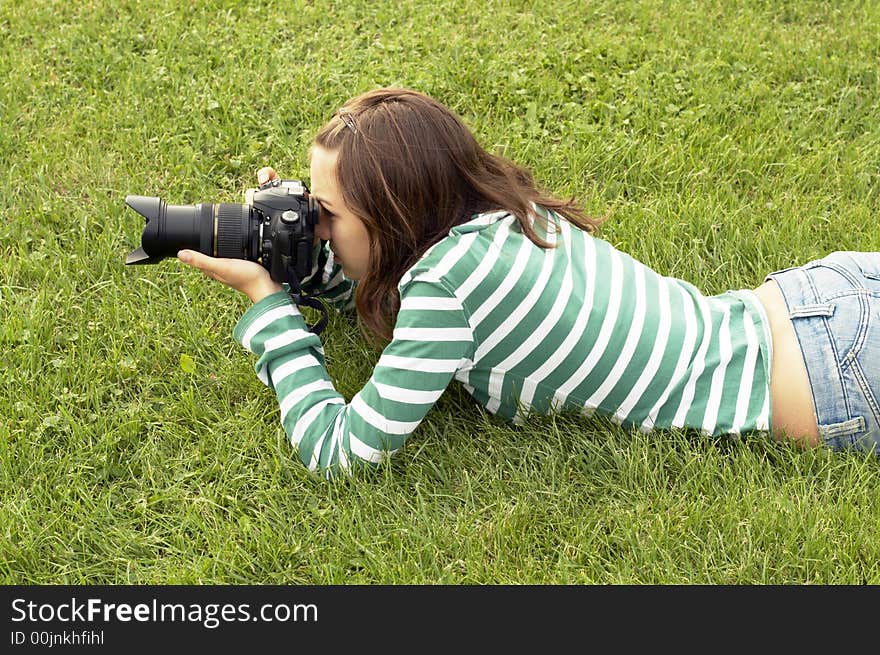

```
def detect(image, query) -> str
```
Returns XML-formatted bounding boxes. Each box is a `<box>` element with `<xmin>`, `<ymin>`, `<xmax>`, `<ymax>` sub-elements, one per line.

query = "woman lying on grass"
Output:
<box><xmin>177</xmin><ymin>87</ymin><xmax>880</xmax><ymax>477</ymax></box>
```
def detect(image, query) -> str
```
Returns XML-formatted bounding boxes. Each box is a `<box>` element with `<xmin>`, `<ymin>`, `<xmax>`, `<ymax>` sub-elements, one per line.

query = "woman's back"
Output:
<box><xmin>400</xmin><ymin>206</ymin><xmax>773</xmax><ymax>437</ymax></box>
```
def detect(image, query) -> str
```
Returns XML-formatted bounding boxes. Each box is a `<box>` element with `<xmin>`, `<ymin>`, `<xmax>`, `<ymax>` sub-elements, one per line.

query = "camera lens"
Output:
<box><xmin>215</xmin><ymin>203</ymin><xmax>252</xmax><ymax>258</ymax></box>
<box><xmin>125</xmin><ymin>196</ymin><xmax>259</xmax><ymax>265</ymax></box>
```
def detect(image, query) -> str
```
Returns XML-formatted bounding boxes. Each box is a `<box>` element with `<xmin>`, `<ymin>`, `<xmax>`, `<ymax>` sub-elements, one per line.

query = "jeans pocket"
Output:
<box><xmin>789</xmin><ymin>296</ymin><xmax>868</xmax><ymax>370</ymax></box>
<box><xmin>839</xmin><ymin>251</ymin><xmax>880</xmax><ymax>281</ymax></box>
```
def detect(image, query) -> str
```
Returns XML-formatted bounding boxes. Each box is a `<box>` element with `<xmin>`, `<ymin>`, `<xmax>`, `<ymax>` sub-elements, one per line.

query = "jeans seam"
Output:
<box><xmin>821</xmin><ymin>260</ymin><xmax>862</xmax><ymax>289</ymax></box>
<box><xmin>803</xmin><ymin>268</ymin><xmax>853</xmax><ymax>420</ymax></box>
<box><xmin>852</xmin><ymin>359</ymin><xmax>880</xmax><ymax>430</ymax></box>
<box><xmin>786</xmin><ymin>270</ymin><xmax>825</xmax><ymax>434</ymax></box>
<box><xmin>840</xmin><ymin>251</ymin><xmax>880</xmax><ymax>280</ymax></box>
<box><xmin>824</xmin><ymin>289</ymin><xmax>880</xmax><ymax>302</ymax></box>
<box><xmin>840</xmin><ymin>293</ymin><xmax>869</xmax><ymax>372</ymax></box>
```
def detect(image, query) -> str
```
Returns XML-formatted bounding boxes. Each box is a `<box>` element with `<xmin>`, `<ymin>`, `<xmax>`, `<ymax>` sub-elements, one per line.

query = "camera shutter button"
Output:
<box><xmin>281</xmin><ymin>210</ymin><xmax>300</xmax><ymax>224</ymax></box>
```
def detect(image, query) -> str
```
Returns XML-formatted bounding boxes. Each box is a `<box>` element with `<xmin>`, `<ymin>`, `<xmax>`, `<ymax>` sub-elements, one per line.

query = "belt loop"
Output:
<box><xmin>788</xmin><ymin>303</ymin><xmax>835</xmax><ymax>319</ymax></box>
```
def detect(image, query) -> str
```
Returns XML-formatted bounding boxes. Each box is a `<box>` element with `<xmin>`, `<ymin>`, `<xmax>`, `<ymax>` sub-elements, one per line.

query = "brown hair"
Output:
<box><xmin>313</xmin><ymin>88</ymin><xmax>602</xmax><ymax>343</ymax></box>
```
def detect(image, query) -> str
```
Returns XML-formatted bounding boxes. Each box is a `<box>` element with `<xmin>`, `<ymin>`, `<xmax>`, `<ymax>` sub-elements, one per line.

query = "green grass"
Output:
<box><xmin>2</xmin><ymin>0</ymin><xmax>880</xmax><ymax>584</ymax></box>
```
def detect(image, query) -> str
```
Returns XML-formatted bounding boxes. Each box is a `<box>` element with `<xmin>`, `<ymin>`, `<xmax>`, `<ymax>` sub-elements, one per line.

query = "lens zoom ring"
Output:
<box><xmin>215</xmin><ymin>204</ymin><xmax>249</xmax><ymax>258</ymax></box>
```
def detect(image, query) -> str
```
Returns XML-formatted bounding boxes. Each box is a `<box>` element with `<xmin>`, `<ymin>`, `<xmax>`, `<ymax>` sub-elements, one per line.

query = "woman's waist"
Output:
<box><xmin>752</xmin><ymin>280</ymin><xmax>820</xmax><ymax>444</ymax></box>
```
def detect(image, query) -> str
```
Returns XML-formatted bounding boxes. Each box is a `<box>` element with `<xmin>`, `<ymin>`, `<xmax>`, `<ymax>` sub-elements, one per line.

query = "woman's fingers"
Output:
<box><xmin>256</xmin><ymin>166</ymin><xmax>278</xmax><ymax>186</ymax></box>
<box><xmin>247</xmin><ymin>167</ymin><xmax>279</xmax><ymax>203</ymax></box>
<box><xmin>178</xmin><ymin>248</ymin><xmax>265</xmax><ymax>282</ymax></box>
<box><xmin>178</xmin><ymin>249</ymin><xmax>210</xmax><ymax>270</ymax></box>
<box><xmin>177</xmin><ymin>249</ymin><xmax>281</xmax><ymax>302</ymax></box>
<box><xmin>178</xmin><ymin>250</ymin><xmax>222</xmax><ymax>281</ymax></box>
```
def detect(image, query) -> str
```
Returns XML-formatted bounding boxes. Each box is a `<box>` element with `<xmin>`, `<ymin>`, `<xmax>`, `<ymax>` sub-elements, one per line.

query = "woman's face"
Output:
<box><xmin>309</xmin><ymin>145</ymin><xmax>371</xmax><ymax>281</ymax></box>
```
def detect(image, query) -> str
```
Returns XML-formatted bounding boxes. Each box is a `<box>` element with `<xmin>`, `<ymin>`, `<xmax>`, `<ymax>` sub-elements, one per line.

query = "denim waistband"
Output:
<box><xmin>764</xmin><ymin>252</ymin><xmax>880</xmax><ymax>454</ymax></box>
<box><xmin>764</xmin><ymin>265</ymin><xmax>844</xmax><ymax>433</ymax></box>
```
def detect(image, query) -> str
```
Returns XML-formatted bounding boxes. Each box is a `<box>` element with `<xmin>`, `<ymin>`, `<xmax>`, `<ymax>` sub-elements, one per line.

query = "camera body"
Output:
<box><xmin>124</xmin><ymin>179</ymin><xmax>319</xmax><ymax>284</ymax></box>
<box><xmin>248</xmin><ymin>179</ymin><xmax>318</xmax><ymax>282</ymax></box>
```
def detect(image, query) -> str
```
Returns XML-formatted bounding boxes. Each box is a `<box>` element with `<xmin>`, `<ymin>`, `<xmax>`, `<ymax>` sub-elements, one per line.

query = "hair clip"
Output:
<box><xmin>337</xmin><ymin>108</ymin><xmax>358</xmax><ymax>135</ymax></box>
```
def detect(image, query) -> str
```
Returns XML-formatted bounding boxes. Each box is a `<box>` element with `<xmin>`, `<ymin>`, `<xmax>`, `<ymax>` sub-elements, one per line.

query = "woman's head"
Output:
<box><xmin>310</xmin><ymin>87</ymin><xmax>599</xmax><ymax>341</ymax></box>
<box><xmin>311</xmin><ymin>89</ymin><xmax>486</xmax><ymax>281</ymax></box>
<box><xmin>309</xmin><ymin>145</ymin><xmax>372</xmax><ymax>281</ymax></box>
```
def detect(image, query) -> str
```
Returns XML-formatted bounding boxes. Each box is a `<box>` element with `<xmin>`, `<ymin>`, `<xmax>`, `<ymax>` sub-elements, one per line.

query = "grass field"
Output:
<box><xmin>2</xmin><ymin>0</ymin><xmax>879</xmax><ymax>584</ymax></box>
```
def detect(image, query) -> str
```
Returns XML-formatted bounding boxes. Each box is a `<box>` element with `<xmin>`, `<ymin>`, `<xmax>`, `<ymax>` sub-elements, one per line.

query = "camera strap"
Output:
<box><xmin>285</xmin><ymin>266</ymin><xmax>330</xmax><ymax>335</ymax></box>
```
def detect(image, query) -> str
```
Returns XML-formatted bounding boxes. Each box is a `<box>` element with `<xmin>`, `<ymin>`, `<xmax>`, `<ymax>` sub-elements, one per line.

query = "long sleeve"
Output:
<box><xmin>297</xmin><ymin>240</ymin><xmax>356</xmax><ymax>311</ymax></box>
<box><xmin>232</xmin><ymin>278</ymin><xmax>474</xmax><ymax>478</ymax></box>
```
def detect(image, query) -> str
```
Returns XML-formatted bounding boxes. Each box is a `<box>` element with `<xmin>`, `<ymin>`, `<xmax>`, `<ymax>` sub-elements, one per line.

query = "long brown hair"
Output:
<box><xmin>313</xmin><ymin>88</ymin><xmax>602</xmax><ymax>343</ymax></box>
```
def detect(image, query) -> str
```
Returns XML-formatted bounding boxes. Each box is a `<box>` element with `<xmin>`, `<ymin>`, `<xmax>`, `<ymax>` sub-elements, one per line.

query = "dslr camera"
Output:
<box><xmin>125</xmin><ymin>178</ymin><xmax>328</xmax><ymax>331</ymax></box>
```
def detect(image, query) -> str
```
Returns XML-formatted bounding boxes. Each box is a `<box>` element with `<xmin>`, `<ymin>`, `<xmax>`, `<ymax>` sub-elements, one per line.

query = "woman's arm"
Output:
<box><xmin>232</xmin><ymin>279</ymin><xmax>473</xmax><ymax>477</ymax></box>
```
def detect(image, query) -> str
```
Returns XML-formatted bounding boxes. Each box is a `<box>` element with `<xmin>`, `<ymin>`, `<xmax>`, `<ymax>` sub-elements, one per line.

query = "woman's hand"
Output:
<box><xmin>177</xmin><ymin>166</ymin><xmax>284</xmax><ymax>304</ymax></box>
<box><xmin>177</xmin><ymin>250</ymin><xmax>282</xmax><ymax>303</ymax></box>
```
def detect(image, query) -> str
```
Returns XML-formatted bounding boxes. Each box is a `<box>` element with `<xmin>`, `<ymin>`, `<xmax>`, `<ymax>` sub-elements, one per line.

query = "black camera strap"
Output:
<box><xmin>285</xmin><ymin>265</ymin><xmax>330</xmax><ymax>335</ymax></box>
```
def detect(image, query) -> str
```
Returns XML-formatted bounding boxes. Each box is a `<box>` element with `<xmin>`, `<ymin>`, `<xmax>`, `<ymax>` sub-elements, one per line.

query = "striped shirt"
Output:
<box><xmin>233</xmin><ymin>207</ymin><xmax>773</xmax><ymax>478</ymax></box>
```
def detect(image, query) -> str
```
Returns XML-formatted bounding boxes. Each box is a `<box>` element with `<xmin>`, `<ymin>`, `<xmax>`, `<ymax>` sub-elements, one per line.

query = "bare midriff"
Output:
<box><xmin>752</xmin><ymin>280</ymin><xmax>821</xmax><ymax>448</ymax></box>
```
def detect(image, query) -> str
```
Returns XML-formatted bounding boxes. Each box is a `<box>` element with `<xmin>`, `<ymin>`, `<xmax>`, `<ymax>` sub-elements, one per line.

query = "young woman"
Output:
<box><xmin>177</xmin><ymin>88</ymin><xmax>880</xmax><ymax>477</ymax></box>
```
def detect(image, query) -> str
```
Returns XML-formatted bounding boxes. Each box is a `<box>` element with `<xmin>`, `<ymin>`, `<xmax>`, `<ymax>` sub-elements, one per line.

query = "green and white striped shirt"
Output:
<box><xmin>233</xmin><ymin>207</ymin><xmax>772</xmax><ymax>477</ymax></box>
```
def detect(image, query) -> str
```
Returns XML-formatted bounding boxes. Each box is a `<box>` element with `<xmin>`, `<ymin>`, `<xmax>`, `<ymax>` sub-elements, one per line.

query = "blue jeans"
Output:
<box><xmin>765</xmin><ymin>251</ymin><xmax>880</xmax><ymax>456</ymax></box>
